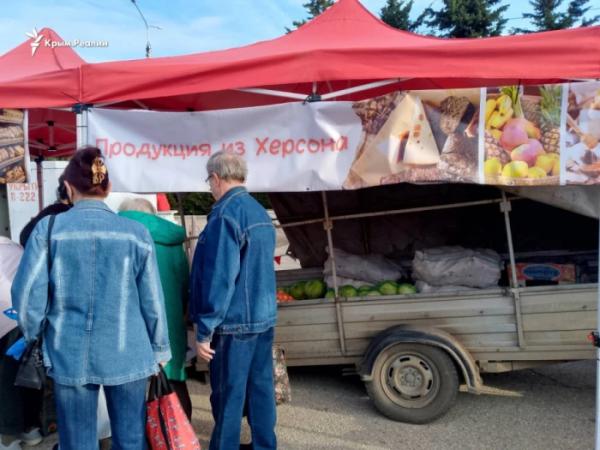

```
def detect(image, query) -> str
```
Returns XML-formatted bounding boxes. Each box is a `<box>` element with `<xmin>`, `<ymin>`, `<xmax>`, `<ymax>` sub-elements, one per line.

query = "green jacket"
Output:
<box><xmin>119</xmin><ymin>210</ymin><xmax>189</xmax><ymax>381</ymax></box>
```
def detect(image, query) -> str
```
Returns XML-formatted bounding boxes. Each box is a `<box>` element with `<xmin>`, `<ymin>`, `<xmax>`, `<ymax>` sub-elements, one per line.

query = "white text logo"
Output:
<box><xmin>25</xmin><ymin>28</ymin><xmax>109</xmax><ymax>56</ymax></box>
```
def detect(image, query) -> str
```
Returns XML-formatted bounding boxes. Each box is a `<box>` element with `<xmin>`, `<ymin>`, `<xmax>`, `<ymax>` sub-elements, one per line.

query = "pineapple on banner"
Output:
<box><xmin>484</xmin><ymin>85</ymin><xmax>562</xmax><ymax>185</ymax></box>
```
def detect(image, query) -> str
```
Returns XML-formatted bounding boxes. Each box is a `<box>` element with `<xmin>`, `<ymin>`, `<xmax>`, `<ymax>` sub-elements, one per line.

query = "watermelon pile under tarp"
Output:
<box><xmin>339</xmin><ymin>285</ymin><xmax>358</xmax><ymax>298</ymax></box>
<box><xmin>305</xmin><ymin>279</ymin><xmax>327</xmax><ymax>299</ymax></box>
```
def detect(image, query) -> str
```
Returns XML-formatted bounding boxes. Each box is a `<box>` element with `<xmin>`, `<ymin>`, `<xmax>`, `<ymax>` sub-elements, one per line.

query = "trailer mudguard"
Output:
<box><xmin>358</xmin><ymin>325</ymin><xmax>483</xmax><ymax>393</ymax></box>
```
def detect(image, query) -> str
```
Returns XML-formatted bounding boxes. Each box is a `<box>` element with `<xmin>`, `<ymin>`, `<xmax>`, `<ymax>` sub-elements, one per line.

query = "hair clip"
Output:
<box><xmin>91</xmin><ymin>157</ymin><xmax>107</xmax><ymax>185</ymax></box>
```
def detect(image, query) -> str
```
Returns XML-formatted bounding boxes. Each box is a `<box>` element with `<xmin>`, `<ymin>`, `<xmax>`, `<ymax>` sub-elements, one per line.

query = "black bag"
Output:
<box><xmin>14</xmin><ymin>215</ymin><xmax>56</xmax><ymax>390</ymax></box>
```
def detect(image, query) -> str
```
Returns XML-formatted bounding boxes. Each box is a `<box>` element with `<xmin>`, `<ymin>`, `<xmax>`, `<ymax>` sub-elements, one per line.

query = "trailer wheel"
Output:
<box><xmin>365</xmin><ymin>343</ymin><xmax>458</xmax><ymax>424</ymax></box>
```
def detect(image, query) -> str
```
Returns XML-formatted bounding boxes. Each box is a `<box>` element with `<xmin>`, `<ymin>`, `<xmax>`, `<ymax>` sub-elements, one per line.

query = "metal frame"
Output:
<box><xmin>273</xmin><ymin>197</ymin><xmax>515</xmax><ymax>230</ymax></box>
<box><xmin>236</xmin><ymin>79</ymin><xmax>406</xmax><ymax>102</ymax></box>
<box><xmin>75</xmin><ymin>105</ymin><xmax>89</xmax><ymax>147</ymax></box>
<box><xmin>501</xmin><ymin>192</ymin><xmax>525</xmax><ymax>348</ymax></box>
<box><xmin>322</xmin><ymin>191</ymin><xmax>347</xmax><ymax>356</ymax></box>
<box><xmin>281</xmin><ymin>191</ymin><xmax>528</xmax><ymax>359</ymax></box>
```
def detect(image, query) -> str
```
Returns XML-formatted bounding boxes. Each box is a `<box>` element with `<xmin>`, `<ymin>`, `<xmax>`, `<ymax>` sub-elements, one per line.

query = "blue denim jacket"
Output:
<box><xmin>190</xmin><ymin>187</ymin><xmax>277</xmax><ymax>342</ymax></box>
<box><xmin>11</xmin><ymin>200</ymin><xmax>171</xmax><ymax>386</ymax></box>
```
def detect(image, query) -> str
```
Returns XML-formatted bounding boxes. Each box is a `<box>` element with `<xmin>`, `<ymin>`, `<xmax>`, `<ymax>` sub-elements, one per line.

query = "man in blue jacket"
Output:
<box><xmin>191</xmin><ymin>151</ymin><xmax>277</xmax><ymax>450</ymax></box>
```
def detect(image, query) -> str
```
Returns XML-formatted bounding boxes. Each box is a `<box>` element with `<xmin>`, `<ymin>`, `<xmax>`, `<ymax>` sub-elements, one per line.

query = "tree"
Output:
<box><xmin>288</xmin><ymin>0</ymin><xmax>335</xmax><ymax>31</ymax></box>
<box><xmin>424</xmin><ymin>0</ymin><xmax>509</xmax><ymax>38</ymax></box>
<box><xmin>514</xmin><ymin>0</ymin><xmax>600</xmax><ymax>33</ymax></box>
<box><xmin>168</xmin><ymin>193</ymin><xmax>271</xmax><ymax>215</ymax></box>
<box><xmin>380</xmin><ymin>0</ymin><xmax>428</xmax><ymax>32</ymax></box>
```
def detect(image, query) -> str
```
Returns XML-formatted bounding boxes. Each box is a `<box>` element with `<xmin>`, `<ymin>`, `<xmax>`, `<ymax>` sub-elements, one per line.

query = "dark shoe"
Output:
<box><xmin>240</xmin><ymin>444</ymin><xmax>253</xmax><ymax>450</ymax></box>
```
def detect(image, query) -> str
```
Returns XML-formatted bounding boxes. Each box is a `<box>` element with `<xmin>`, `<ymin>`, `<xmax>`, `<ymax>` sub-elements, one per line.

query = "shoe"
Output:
<box><xmin>17</xmin><ymin>429</ymin><xmax>42</xmax><ymax>447</ymax></box>
<box><xmin>0</xmin><ymin>435</ymin><xmax>22</xmax><ymax>450</ymax></box>
<box><xmin>239</xmin><ymin>444</ymin><xmax>253</xmax><ymax>450</ymax></box>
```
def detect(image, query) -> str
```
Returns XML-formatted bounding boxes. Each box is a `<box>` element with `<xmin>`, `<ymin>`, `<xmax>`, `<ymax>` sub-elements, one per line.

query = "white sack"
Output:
<box><xmin>412</xmin><ymin>246</ymin><xmax>501</xmax><ymax>288</ymax></box>
<box><xmin>415</xmin><ymin>280</ymin><xmax>481</xmax><ymax>294</ymax></box>
<box><xmin>324</xmin><ymin>274</ymin><xmax>372</xmax><ymax>288</ymax></box>
<box><xmin>324</xmin><ymin>247</ymin><xmax>404</xmax><ymax>284</ymax></box>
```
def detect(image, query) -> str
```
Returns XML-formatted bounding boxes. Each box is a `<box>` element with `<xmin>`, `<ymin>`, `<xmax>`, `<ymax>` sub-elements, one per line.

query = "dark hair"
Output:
<box><xmin>56</xmin><ymin>175</ymin><xmax>69</xmax><ymax>202</ymax></box>
<box><xmin>63</xmin><ymin>146</ymin><xmax>110</xmax><ymax>196</ymax></box>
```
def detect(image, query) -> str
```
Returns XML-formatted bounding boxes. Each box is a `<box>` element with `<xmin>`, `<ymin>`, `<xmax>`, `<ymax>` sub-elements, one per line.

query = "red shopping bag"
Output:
<box><xmin>146</xmin><ymin>367</ymin><xmax>201</xmax><ymax>450</ymax></box>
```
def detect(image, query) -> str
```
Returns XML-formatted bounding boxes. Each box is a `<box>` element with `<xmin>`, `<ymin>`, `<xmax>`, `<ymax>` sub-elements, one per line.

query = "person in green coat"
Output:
<box><xmin>119</xmin><ymin>198</ymin><xmax>192</xmax><ymax>419</ymax></box>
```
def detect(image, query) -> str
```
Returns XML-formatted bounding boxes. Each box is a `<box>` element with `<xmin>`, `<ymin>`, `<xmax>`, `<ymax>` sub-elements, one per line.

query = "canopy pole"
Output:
<box><xmin>74</xmin><ymin>104</ymin><xmax>89</xmax><ymax>148</ymax></box>
<box><xmin>322</xmin><ymin>191</ymin><xmax>347</xmax><ymax>356</ymax></box>
<box><xmin>236</xmin><ymin>88</ymin><xmax>307</xmax><ymax>101</ymax></box>
<box><xmin>48</xmin><ymin>120</ymin><xmax>55</xmax><ymax>151</ymax></box>
<box><xmin>237</xmin><ymin>79</ymin><xmax>407</xmax><ymax>102</ymax></box>
<box><xmin>35</xmin><ymin>157</ymin><xmax>44</xmax><ymax>211</ymax></box>
<box><xmin>501</xmin><ymin>192</ymin><xmax>525</xmax><ymax>348</ymax></box>
<box><xmin>320</xmin><ymin>79</ymin><xmax>405</xmax><ymax>100</ymax></box>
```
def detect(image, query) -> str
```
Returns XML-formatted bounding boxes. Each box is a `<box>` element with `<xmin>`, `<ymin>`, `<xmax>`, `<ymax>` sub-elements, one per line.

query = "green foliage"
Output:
<box><xmin>167</xmin><ymin>192</ymin><xmax>271</xmax><ymax>215</ymax></box>
<box><xmin>514</xmin><ymin>0</ymin><xmax>600</xmax><ymax>33</ymax></box>
<box><xmin>424</xmin><ymin>0</ymin><xmax>509</xmax><ymax>37</ymax></box>
<box><xmin>380</xmin><ymin>0</ymin><xmax>428</xmax><ymax>32</ymax></box>
<box><xmin>288</xmin><ymin>0</ymin><xmax>335</xmax><ymax>31</ymax></box>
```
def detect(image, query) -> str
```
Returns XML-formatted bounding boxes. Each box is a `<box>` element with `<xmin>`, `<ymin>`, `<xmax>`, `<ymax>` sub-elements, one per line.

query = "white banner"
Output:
<box><xmin>88</xmin><ymin>103</ymin><xmax>362</xmax><ymax>193</ymax></box>
<box><xmin>88</xmin><ymin>82</ymin><xmax>600</xmax><ymax>192</ymax></box>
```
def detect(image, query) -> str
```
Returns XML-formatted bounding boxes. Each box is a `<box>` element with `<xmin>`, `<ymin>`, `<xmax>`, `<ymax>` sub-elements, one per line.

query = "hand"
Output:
<box><xmin>196</xmin><ymin>340</ymin><xmax>215</xmax><ymax>362</ymax></box>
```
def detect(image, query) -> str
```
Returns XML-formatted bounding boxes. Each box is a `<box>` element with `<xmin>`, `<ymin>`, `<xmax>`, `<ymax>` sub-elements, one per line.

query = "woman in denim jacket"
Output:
<box><xmin>11</xmin><ymin>147</ymin><xmax>170</xmax><ymax>450</ymax></box>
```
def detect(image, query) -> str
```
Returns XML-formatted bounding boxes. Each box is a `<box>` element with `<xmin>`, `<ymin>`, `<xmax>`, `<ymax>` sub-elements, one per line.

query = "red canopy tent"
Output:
<box><xmin>0</xmin><ymin>27</ymin><xmax>82</xmax><ymax>110</ymax></box>
<box><xmin>0</xmin><ymin>28</ymin><xmax>83</xmax><ymax>159</ymax></box>
<box><xmin>80</xmin><ymin>0</ymin><xmax>600</xmax><ymax>111</ymax></box>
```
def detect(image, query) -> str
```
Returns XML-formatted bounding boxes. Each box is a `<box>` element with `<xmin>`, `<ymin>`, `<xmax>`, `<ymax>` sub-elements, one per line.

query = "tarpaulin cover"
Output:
<box><xmin>269</xmin><ymin>184</ymin><xmax>598</xmax><ymax>268</ymax></box>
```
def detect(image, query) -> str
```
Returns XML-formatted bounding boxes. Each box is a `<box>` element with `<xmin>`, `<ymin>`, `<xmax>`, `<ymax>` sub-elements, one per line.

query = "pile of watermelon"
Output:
<box><xmin>277</xmin><ymin>279</ymin><xmax>417</xmax><ymax>302</ymax></box>
<box><xmin>336</xmin><ymin>281</ymin><xmax>417</xmax><ymax>298</ymax></box>
<box><xmin>277</xmin><ymin>279</ymin><xmax>328</xmax><ymax>301</ymax></box>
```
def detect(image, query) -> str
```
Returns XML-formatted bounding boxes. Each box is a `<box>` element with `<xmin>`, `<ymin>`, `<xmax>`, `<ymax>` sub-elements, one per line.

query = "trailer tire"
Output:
<box><xmin>365</xmin><ymin>343</ymin><xmax>458</xmax><ymax>424</ymax></box>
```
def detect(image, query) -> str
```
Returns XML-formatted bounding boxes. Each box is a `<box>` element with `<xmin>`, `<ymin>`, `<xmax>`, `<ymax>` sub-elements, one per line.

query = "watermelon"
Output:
<box><xmin>305</xmin><ymin>279</ymin><xmax>327</xmax><ymax>299</ymax></box>
<box><xmin>397</xmin><ymin>283</ymin><xmax>417</xmax><ymax>295</ymax></box>
<box><xmin>289</xmin><ymin>281</ymin><xmax>307</xmax><ymax>300</ymax></box>
<box><xmin>365</xmin><ymin>289</ymin><xmax>381</xmax><ymax>297</ymax></box>
<box><xmin>357</xmin><ymin>286</ymin><xmax>373</xmax><ymax>297</ymax></box>
<box><xmin>378</xmin><ymin>281</ymin><xmax>398</xmax><ymax>295</ymax></box>
<box><xmin>325</xmin><ymin>289</ymin><xmax>335</xmax><ymax>299</ymax></box>
<box><xmin>339</xmin><ymin>285</ymin><xmax>358</xmax><ymax>298</ymax></box>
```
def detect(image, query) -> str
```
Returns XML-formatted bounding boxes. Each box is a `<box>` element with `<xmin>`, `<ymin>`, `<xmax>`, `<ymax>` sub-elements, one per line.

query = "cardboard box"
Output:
<box><xmin>508</xmin><ymin>263</ymin><xmax>576</xmax><ymax>286</ymax></box>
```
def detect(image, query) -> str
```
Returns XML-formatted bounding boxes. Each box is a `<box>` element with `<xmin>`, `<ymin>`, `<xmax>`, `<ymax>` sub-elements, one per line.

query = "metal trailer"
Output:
<box><xmin>271</xmin><ymin>190</ymin><xmax>597</xmax><ymax>424</ymax></box>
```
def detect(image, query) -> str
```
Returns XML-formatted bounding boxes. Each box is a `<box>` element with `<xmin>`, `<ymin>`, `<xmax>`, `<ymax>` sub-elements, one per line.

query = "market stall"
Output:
<box><xmin>69</xmin><ymin>0</ymin><xmax>600</xmax><ymax>429</ymax></box>
<box><xmin>3</xmin><ymin>0</ymin><xmax>600</xmax><ymax>431</ymax></box>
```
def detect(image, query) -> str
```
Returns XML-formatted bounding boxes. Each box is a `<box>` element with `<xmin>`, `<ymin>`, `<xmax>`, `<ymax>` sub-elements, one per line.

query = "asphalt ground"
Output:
<box><xmin>35</xmin><ymin>359</ymin><xmax>596</xmax><ymax>450</ymax></box>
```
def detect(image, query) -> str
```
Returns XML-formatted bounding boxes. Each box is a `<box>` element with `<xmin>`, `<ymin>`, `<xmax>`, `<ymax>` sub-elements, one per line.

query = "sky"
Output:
<box><xmin>0</xmin><ymin>0</ymin><xmax>590</xmax><ymax>63</ymax></box>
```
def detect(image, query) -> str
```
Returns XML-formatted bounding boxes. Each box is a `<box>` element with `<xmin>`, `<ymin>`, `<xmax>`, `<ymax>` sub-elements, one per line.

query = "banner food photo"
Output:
<box><xmin>87</xmin><ymin>81</ymin><xmax>600</xmax><ymax>193</ymax></box>
<box><xmin>0</xmin><ymin>109</ymin><xmax>28</xmax><ymax>184</ymax></box>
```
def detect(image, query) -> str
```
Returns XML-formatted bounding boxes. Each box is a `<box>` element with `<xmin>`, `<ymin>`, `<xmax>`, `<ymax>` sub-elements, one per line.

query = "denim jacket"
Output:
<box><xmin>11</xmin><ymin>200</ymin><xmax>171</xmax><ymax>386</ymax></box>
<box><xmin>190</xmin><ymin>187</ymin><xmax>277</xmax><ymax>342</ymax></box>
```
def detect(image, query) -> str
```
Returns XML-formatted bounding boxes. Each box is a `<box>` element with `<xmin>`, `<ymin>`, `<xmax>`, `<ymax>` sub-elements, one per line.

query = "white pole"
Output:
<box><xmin>76</xmin><ymin>109</ymin><xmax>83</xmax><ymax>148</ymax></box>
<box><xmin>75</xmin><ymin>106</ymin><xmax>89</xmax><ymax>148</ymax></box>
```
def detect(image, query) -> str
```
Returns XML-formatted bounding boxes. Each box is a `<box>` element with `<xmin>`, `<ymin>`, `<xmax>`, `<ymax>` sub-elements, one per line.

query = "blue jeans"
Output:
<box><xmin>54</xmin><ymin>378</ymin><xmax>148</xmax><ymax>450</ymax></box>
<box><xmin>209</xmin><ymin>328</ymin><xmax>276</xmax><ymax>450</ymax></box>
